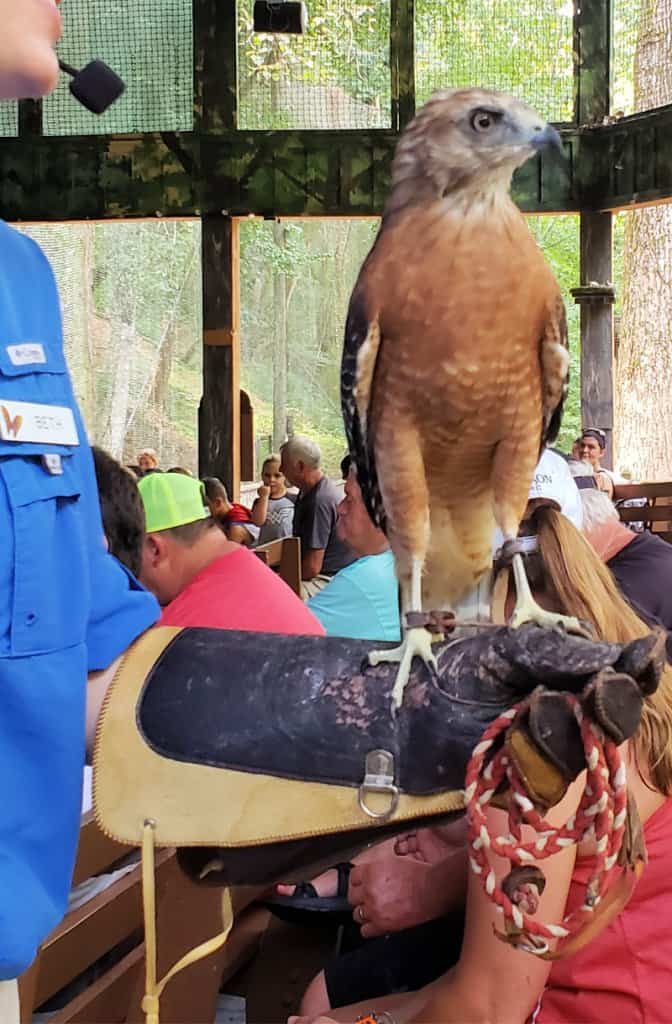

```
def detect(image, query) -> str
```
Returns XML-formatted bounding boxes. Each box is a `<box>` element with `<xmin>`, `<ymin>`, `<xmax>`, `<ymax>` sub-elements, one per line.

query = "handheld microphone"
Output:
<box><xmin>58</xmin><ymin>59</ymin><xmax>125</xmax><ymax>114</ymax></box>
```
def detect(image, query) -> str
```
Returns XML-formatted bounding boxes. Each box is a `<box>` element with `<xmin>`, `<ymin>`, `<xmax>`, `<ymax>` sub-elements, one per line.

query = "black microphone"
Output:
<box><xmin>58</xmin><ymin>58</ymin><xmax>125</xmax><ymax>114</ymax></box>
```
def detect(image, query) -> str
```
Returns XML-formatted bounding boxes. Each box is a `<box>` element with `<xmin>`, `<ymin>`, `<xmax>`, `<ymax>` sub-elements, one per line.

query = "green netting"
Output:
<box><xmin>237</xmin><ymin>0</ymin><xmax>391</xmax><ymax>130</ymax></box>
<box><xmin>0</xmin><ymin>102</ymin><xmax>18</xmax><ymax>137</ymax></box>
<box><xmin>415</xmin><ymin>0</ymin><xmax>575</xmax><ymax>123</ymax></box>
<box><xmin>43</xmin><ymin>0</ymin><xmax>193</xmax><ymax>136</ymax></box>
<box><xmin>17</xmin><ymin>221</ymin><xmax>202</xmax><ymax>472</ymax></box>
<box><xmin>613</xmin><ymin>0</ymin><xmax>672</xmax><ymax>115</ymax></box>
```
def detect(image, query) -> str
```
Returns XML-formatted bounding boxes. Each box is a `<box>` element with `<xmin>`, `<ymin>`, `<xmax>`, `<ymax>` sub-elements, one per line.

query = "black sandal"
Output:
<box><xmin>264</xmin><ymin>861</ymin><xmax>353</xmax><ymax>925</ymax></box>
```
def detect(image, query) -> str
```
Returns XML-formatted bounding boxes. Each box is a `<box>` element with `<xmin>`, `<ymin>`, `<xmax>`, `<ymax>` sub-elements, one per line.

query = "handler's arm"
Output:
<box><xmin>414</xmin><ymin>779</ymin><xmax>582</xmax><ymax>1024</ymax></box>
<box><xmin>86</xmin><ymin>658</ymin><xmax>122</xmax><ymax>758</ymax></box>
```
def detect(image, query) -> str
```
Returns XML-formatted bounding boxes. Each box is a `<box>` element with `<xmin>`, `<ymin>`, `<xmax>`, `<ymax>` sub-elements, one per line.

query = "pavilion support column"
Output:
<box><xmin>573</xmin><ymin>212</ymin><xmax>615</xmax><ymax>468</ymax></box>
<box><xmin>391</xmin><ymin>0</ymin><xmax>415</xmax><ymax>131</ymax></box>
<box><xmin>198</xmin><ymin>214</ymin><xmax>241</xmax><ymax>499</ymax></box>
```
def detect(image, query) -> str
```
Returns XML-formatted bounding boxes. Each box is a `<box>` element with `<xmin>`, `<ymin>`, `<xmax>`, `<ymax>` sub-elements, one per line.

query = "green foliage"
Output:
<box><xmin>19</xmin><ymin>220</ymin><xmax>202</xmax><ymax>471</ymax></box>
<box><xmin>415</xmin><ymin>0</ymin><xmax>575</xmax><ymax>122</ymax></box>
<box><xmin>237</xmin><ymin>0</ymin><xmax>391</xmax><ymax>129</ymax></box>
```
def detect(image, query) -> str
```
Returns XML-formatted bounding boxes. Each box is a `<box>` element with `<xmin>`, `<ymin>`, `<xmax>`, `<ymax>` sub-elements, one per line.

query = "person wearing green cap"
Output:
<box><xmin>137</xmin><ymin>472</ymin><xmax>324</xmax><ymax>634</ymax></box>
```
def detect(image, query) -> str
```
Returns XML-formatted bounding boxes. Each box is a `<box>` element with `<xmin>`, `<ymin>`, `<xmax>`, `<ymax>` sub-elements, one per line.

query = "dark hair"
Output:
<box><xmin>168</xmin><ymin>466</ymin><xmax>193</xmax><ymax>476</ymax></box>
<box><xmin>92</xmin><ymin>446</ymin><xmax>145</xmax><ymax>578</ymax></box>
<box><xmin>581</xmin><ymin>428</ymin><xmax>606</xmax><ymax>450</ymax></box>
<box><xmin>165</xmin><ymin>517</ymin><xmax>218</xmax><ymax>546</ymax></box>
<box><xmin>202</xmin><ymin>476</ymin><xmax>228</xmax><ymax>502</ymax></box>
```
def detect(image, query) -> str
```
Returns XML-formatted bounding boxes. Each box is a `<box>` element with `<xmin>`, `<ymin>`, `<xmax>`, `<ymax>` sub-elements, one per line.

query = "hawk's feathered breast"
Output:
<box><xmin>341</xmin><ymin>88</ymin><xmax>569</xmax><ymax>609</ymax></box>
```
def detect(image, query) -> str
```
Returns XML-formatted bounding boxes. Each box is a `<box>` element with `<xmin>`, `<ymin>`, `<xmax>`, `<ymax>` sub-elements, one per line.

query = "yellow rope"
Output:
<box><xmin>141</xmin><ymin>820</ymin><xmax>234</xmax><ymax>1024</ymax></box>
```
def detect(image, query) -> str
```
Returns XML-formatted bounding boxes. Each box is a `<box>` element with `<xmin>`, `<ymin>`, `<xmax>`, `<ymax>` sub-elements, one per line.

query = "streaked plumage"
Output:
<box><xmin>341</xmin><ymin>88</ymin><xmax>570</xmax><ymax>704</ymax></box>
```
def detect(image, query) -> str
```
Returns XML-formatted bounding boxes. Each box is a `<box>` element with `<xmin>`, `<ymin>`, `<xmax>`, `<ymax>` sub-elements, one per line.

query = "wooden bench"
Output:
<box><xmin>254</xmin><ymin>536</ymin><xmax>302</xmax><ymax>597</ymax></box>
<box><xmin>613</xmin><ymin>481</ymin><xmax>672</xmax><ymax>544</ymax></box>
<box><xmin>19</xmin><ymin>813</ymin><xmax>269</xmax><ymax>1023</ymax></box>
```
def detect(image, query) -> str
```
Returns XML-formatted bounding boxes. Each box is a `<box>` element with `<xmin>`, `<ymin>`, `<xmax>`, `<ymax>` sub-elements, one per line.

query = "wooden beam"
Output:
<box><xmin>579</xmin><ymin>105</ymin><xmax>672</xmax><ymax>210</ymax></box>
<box><xmin>576</xmin><ymin>212</ymin><xmax>614</xmax><ymax>468</ymax></box>
<box><xmin>0</xmin><ymin>128</ymin><xmax>580</xmax><ymax>221</ymax></box>
<box><xmin>199</xmin><ymin>214</ymin><xmax>241</xmax><ymax>499</ymax></box>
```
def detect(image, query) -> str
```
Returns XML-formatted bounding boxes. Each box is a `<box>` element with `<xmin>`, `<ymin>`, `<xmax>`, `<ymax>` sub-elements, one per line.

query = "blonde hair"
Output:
<box><xmin>262</xmin><ymin>453</ymin><xmax>282</xmax><ymax>473</ymax></box>
<box><xmin>523</xmin><ymin>506</ymin><xmax>672</xmax><ymax>794</ymax></box>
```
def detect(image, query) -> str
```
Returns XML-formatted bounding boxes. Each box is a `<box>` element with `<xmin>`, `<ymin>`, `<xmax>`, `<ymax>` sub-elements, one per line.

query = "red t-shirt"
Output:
<box><xmin>158</xmin><ymin>547</ymin><xmax>324</xmax><ymax>635</ymax></box>
<box><xmin>533</xmin><ymin>797</ymin><xmax>672</xmax><ymax>1023</ymax></box>
<box><xmin>225</xmin><ymin>502</ymin><xmax>254</xmax><ymax>524</ymax></box>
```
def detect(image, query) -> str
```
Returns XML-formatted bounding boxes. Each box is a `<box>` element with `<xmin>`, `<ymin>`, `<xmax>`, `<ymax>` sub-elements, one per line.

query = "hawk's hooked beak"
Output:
<box><xmin>528</xmin><ymin>123</ymin><xmax>564</xmax><ymax>156</ymax></box>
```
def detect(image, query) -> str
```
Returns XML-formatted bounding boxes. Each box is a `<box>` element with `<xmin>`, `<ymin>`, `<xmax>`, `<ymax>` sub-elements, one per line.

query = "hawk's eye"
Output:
<box><xmin>470</xmin><ymin>110</ymin><xmax>500</xmax><ymax>133</ymax></box>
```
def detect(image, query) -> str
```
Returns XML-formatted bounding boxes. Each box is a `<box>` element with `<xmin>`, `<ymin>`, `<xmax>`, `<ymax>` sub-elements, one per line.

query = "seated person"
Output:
<box><xmin>202</xmin><ymin>476</ymin><xmax>260</xmax><ymax>547</ymax></box>
<box><xmin>137</xmin><ymin>472</ymin><xmax>323</xmax><ymax>635</ymax></box>
<box><xmin>251</xmin><ymin>454</ymin><xmax>297</xmax><ymax>545</ymax></box>
<box><xmin>579</xmin><ymin>429</ymin><xmax>625</xmax><ymax>499</ymax></box>
<box><xmin>137</xmin><ymin>447</ymin><xmax>160</xmax><ymax>474</ymax></box>
<box><xmin>293</xmin><ymin>505</ymin><xmax>672</xmax><ymax>1024</ymax></box>
<box><xmin>307</xmin><ymin>456</ymin><xmax>400</xmax><ymax>642</ymax></box>
<box><xmin>92</xmin><ymin>446</ymin><xmax>146</xmax><ymax>578</ymax></box>
<box><xmin>280</xmin><ymin>436</ymin><xmax>356</xmax><ymax>599</ymax></box>
<box><xmin>581</xmin><ymin>488</ymin><xmax>672</xmax><ymax>631</ymax></box>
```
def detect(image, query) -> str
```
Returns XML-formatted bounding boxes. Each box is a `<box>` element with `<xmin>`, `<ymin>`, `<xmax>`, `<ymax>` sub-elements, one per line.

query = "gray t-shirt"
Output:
<box><xmin>293</xmin><ymin>476</ymin><xmax>356</xmax><ymax>576</ymax></box>
<box><xmin>258</xmin><ymin>493</ymin><xmax>296</xmax><ymax>545</ymax></box>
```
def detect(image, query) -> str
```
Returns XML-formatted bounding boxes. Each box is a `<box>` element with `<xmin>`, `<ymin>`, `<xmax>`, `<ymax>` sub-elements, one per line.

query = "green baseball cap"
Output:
<box><xmin>138</xmin><ymin>472</ymin><xmax>210</xmax><ymax>533</ymax></box>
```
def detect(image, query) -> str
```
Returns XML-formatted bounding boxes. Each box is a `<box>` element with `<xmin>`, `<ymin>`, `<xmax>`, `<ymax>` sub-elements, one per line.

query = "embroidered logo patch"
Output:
<box><xmin>1</xmin><ymin>405</ymin><xmax>22</xmax><ymax>438</ymax></box>
<box><xmin>0</xmin><ymin>399</ymin><xmax>79</xmax><ymax>446</ymax></box>
<box><xmin>7</xmin><ymin>343</ymin><xmax>47</xmax><ymax>366</ymax></box>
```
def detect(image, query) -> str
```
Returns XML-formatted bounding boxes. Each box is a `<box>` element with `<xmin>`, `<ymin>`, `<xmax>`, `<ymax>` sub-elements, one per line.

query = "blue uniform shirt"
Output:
<box><xmin>307</xmin><ymin>548</ymin><xmax>401</xmax><ymax>642</ymax></box>
<box><xmin>0</xmin><ymin>223</ymin><xmax>159</xmax><ymax>978</ymax></box>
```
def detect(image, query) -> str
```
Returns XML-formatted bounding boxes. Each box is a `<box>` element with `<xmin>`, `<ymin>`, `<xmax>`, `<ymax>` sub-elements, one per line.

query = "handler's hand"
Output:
<box><xmin>348</xmin><ymin>854</ymin><xmax>439</xmax><ymax>938</ymax></box>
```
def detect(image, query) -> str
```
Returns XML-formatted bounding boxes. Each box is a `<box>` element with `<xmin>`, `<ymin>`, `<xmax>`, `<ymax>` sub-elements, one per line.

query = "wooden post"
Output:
<box><xmin>18</xmin><ymin>100</ymin><xmax>42</xmax><ymax>138</ymax></box>
<box><xmin>199</xmin><ymin>215</ymin><xmax>241</xmax><ymax>499</ymax></box>
<box><xmin>195</xmin><ymin>1</ymin><xmax>240</xmax><ymax>496</ymax></box>
<box><xmin>390</xmin><ymin>0</ymin><xmax>415</xmax><ymax>131</ymax></box>
<box><xmin>193</xmin><ymin>0</ymin><xmax>237</xmax><ymax>133</ymax></box>
<box><xmin>573</xmin><ymin>215</ymin><xmax>615</xmax><ymax>468</ymax></box>
<box><xmin>573</xmin><ymin>0</ymin><xmax>615</xmax><ymax>466</ymax></box>
<box><xmin>574</xmin><ymin>0</ymin><xmax>611</xmax><ymax>127</ymax></box>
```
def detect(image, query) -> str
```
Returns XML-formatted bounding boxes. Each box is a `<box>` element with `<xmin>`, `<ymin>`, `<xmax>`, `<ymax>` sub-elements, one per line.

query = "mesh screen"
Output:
<box><xmin>613</xmin><ymin>0</ymin><xmax>672</xmax><ymax>115</ymax></box>
<box><xmin>415</xmin><ymin>0</ymin><xmax>575</xmax><ymax>123</ymax></box>
<box><xmin>18</xmin><ymin>220</ymin><xmax>202</xmax><ymax>472</ymax></box>
<box><xmin>0</xmin><ymin>102</ymin><xmax>18</xmax><ymax>137</ymax></box>
<box><xmin>239</xmin><ymin>215</ymin><xmax>579</xmax><ymax>481</ymax></box>
<box><xmin>237</xmin><ymin>0</ymin><xmax>391</xmax><ymax>130</ymax></box>
<box><xmin>43</xmin><ymin>0</ymin><xmax>193</xmax><ymax>136</ymax></box>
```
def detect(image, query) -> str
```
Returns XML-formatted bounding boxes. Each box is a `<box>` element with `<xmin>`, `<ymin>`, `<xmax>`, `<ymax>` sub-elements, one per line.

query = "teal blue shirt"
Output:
<box><xmin>307</xmin><ymin>548</ymin><xmax>400</xmax><ymax>642</ymax></box>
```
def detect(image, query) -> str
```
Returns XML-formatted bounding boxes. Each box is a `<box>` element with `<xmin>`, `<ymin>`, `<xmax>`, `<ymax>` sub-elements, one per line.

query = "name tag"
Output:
<box><xmin>0</xmin><ymin>399</ymin><xmax>79</xmax><ymax>446</ymax></box>
<box><xmin>6</xmin><ymin>343</ymin><xmax>47</xmax><ymax>366</ymax></box>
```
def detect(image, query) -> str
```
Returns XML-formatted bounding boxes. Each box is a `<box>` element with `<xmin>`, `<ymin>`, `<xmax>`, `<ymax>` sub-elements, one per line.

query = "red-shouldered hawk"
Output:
<box><xmin>341</xmin><ymin>88</ymin><xmax>579</xmax><ymax>708</ymax></box>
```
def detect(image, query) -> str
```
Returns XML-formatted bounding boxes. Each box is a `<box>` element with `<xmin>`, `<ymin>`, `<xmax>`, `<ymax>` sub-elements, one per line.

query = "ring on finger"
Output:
<box><xmin>357</xmin><ymin>904</ymin><xmax>366</xmax><ymax>924</ymax></box>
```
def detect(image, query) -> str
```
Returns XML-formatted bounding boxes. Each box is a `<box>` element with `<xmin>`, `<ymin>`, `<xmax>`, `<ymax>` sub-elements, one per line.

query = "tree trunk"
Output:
<box><xmin>104</xmin><ymin>317</ymin><xmax>134</xmax><ymax>458</ymax></box>
<box><xmin>616</xmin><ymin>0</ymin><xmax>672</xmax><ymax>479</ymax></box>
<box><xmin>272</xmin><ymin>220</ymin><xmax>289</xmax><ymax>449</ymax></box>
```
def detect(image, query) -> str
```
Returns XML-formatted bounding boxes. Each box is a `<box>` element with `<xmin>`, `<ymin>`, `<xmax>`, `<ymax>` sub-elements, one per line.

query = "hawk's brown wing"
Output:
<box><xmin>341</xmin><ymin>285</ymin><xmax>386</xmax><ymax>531</ymax></box>
<box><xmin>539</xmin><ymin>292</ymin><xmax>570</xmax><ymax>453</ymax></box>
